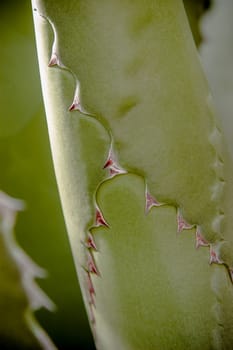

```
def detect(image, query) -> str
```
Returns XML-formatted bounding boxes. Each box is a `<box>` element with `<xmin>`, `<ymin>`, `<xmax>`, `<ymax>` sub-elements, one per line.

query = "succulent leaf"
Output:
<box><xmin>0</xmin><ymin>191</ymin><xmax>55</xmax><ymax>350</ymax></box>
<box><xmin>32</xmin><ymin>0</ymin><xmax>233</xmax><ymax>348</ymax></box>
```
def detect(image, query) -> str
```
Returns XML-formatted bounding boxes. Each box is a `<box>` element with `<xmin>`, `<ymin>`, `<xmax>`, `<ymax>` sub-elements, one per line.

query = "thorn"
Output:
<box><xmin>87</xmin><ymin>252</ymin><xmax>99</xmax><ymax>276</ymax></box>
<box><xmin>68</xmin><ymin>103</ymin><xmax>76</xmax><ymax>111</ymax></box>
<box><xmin>209</xmin><ymin>246</ymin><xmax>223</xmax><ymax>265</ymax></box>
<box><xmin>48</xmin><ymin>53</ymin><xmax>59</xmax><ymax>67</ymax></box>
<box><xmin>95</xmin><ymin>208</ymin><xmax>109</xmax><ymax>227</ymax></box>
<box><xmin>88</xmin><ymin>304</ymin><xmax>95</xmax><ymax>323</ymax></box>
<box><xmin>103</xmin><ymin>157</ymin><xmax>114</xmax><ymax>169</ymax></box>
<box><xmin>195</xmin><ymin>227</ymin><xmax>209</xmax><ymax>249</ymax></box>
<box><xmin>177</xmin><ymin>210</ymin><xmax>194</xmax><ymax>233</ymax></box>
<box><xmin>103</xmin><ymin>150</ymin><xmax>126</xmax><ymax>177</ymax></box>
<box><xmin>68</xmin><ymin>85</ymin><xmax>83</xmax><ymax>112</ymax></box>
<box><xmin>86</xmin><ymin>272</ymin><xmax>96</xmax><ymax>307</ymax></box>
<box><xmin>86</xmin><ymin>233</ymin><xmax>97</xmax><ymax>251</ymax></box>
<box><xmin>87</xmin><ymin>272</ymin><xmax>95</xmax><ymax>295</ymax></box>
<box><xmin>88</xmin><ymin>289</ymin><xmax>95</xmax><ymax>307</ymax></box>
<box><xmin>145</xmin><ymin>190</ymin><xmax>164</xmax><ymax>213</ymax></box>
<box><xmin>68</xmin><ymin>100</ymin><xmax>82</xmax><ymax>112</ymax></box>
<box><xmin>109</xmin><ymin>166</ymin><xmax>126</xmax><ymax>177</ymax></box>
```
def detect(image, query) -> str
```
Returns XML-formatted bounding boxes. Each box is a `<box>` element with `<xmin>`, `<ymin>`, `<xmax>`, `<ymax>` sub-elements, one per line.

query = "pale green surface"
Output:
<box><xmin>35</xmin><ymin>0</ymin><xmax>224</xmax><ymax>238</ymax></box>
<box><xmin>92</xmin><ymin>174</ymin><xmax>216</xmax><ymax>350</ymax></box>
<box><xmin>32</xmin><ymin>0</ymin><xmax>233</xmax><ymax>349</ymax></box>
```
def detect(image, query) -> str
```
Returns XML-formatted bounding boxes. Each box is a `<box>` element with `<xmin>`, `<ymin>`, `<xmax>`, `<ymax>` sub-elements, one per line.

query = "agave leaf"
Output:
<box><xmin>0</xmin><ymin>191</ymin><xmax>55</xmax><ymax>350</ymax></box>
<box><xmin>32</xmin><ymin>0</ymin><xmax>233</xmax><ymax>349</ymax></box>
<box><xmin>91</xmin><ymin>172</ymin><xmax>233</xmax><ymax>349</ymax></box>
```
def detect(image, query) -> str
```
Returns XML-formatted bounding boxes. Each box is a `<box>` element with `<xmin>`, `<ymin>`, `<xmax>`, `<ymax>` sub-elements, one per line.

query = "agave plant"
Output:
<box><xmin>30</xmin><ymin>0</ymin><xmax>233</xmax><ymax>349</ymax></box>
<box><xmin>1</xmin><ymin>0</ymin><xmax>233</xmax><ymax>349</ymax></box>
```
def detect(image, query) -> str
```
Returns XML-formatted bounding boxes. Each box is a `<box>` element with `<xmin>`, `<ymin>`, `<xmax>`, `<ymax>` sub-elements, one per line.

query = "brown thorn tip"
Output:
<box><xmin>195</xmin><ymin>228</ymin><xmax>209</xmax><ymax>249</ymax></box>
<box><xmin>89</xmin><ymin>306</ymin><xmax>95</xmax><ymax>324</ymax></box>
<box><xmin>86</xmin><ymin>272</ymin><xmax>96</xmax><ymax>307</ymax></box>
<box><xmin>177</xmin><ymin>210</ymin><xmax>194</xmax><ymax>233</ymax></box>
<box><xmin>145</xmin><ymin>190</ymin><xmax>163</xmax><ymax>213</ymax></box>
<box><xmin>68</xmin><ymin>101</ymin><xmax>81</xmax><ymax>112</ymax></box>
<box><xmin>87</xmin><ymin>281</ymin><xmax>96</xmax><ymax>306</ymax></box>
<box><xmin>103</xmin><ymin>158</ymin><xmax>113</xmax><ymax>169</ymax></box>
<box><xmin>209</xmin><ymin>246</ymin><xmax>223</xmax><ymax>265</ymax></box>
<box><xmin>95</xmin><ymin>208</ymin><xmax>109</xmax><ymax>227</ymax></box>
<box><xmin>109</xmin><ymin>166</ymin><xmax>126</xmax><ymax>176</ymax></box>
<box><xmin>48</xmin><ymin>53</ymin><xmax>58</xmax><ymax>67</ymax></box>
<box><xmin>89</xmin><ymin>294</ymin><xmax>95</xmax><ymax>307</ymax></box>
<box><xmin>68</xmin><ymin>103</ymin><xmax>75</xmax><ymax>111</ymax></box>
<box><xmin>86</xmin><ymin>233</ymin><xmax>97</xmax><ymax>250</ymax></box>
<box><xmin>87</xmin><ymin>272</ymin><xmax>95</xmax><ymax>295</ymax></box>
<box><xmin>103</xmin><ymin>155</ymin><xmax>126</xmax><ymax>177</ymax></box>
<box><xmin>87</xmin><ymin>253</ymin><xmax>99</xmax><ymax>276</ymax></box>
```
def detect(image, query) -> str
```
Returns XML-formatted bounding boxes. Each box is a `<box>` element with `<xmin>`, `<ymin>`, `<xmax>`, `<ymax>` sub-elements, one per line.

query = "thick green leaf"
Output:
<box><xmin>32</xmin><ymin>0</ymin><xmax>233</xmax><ymax>349</ymax></box>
